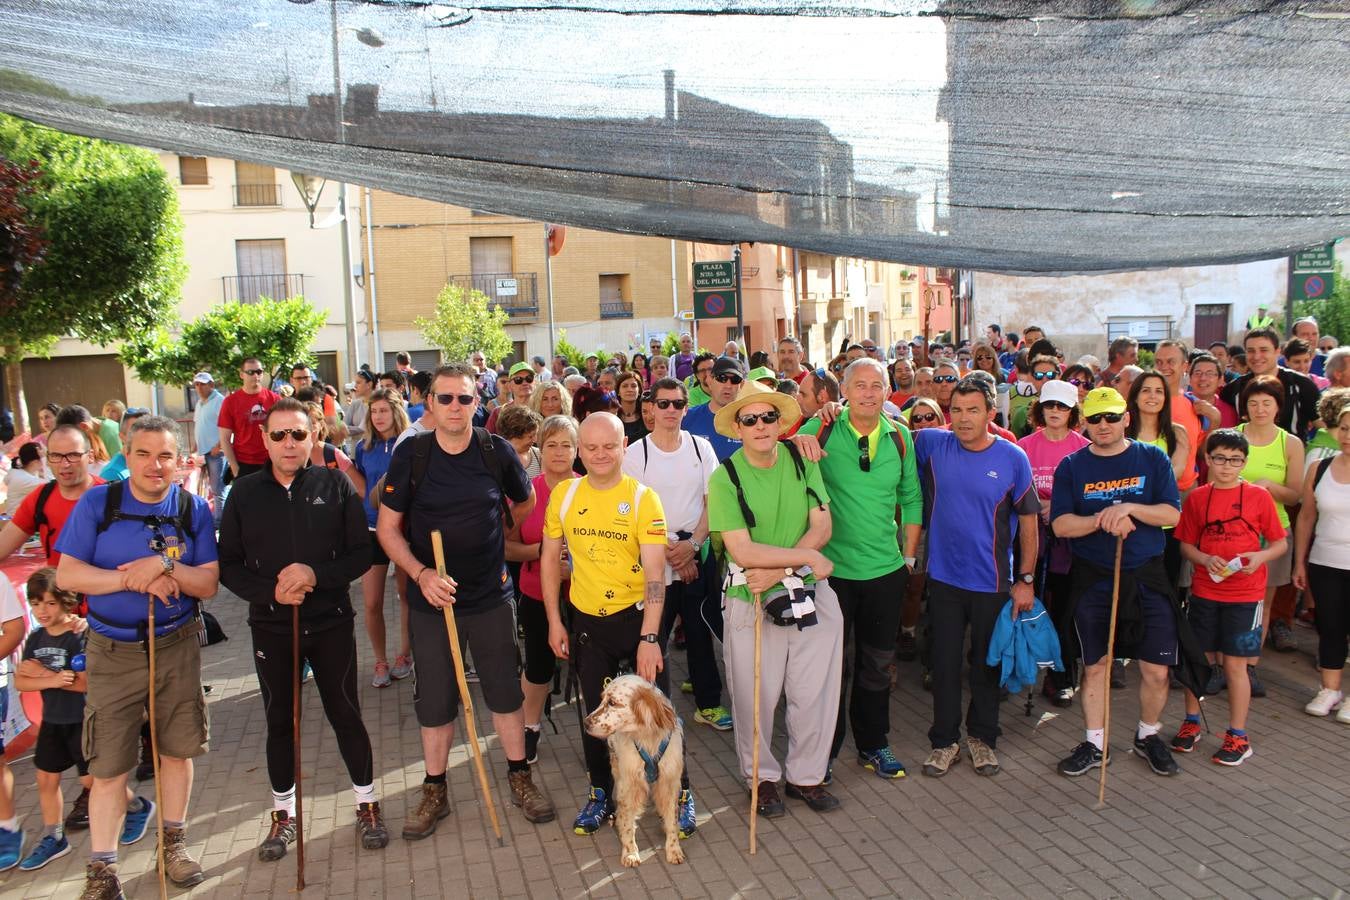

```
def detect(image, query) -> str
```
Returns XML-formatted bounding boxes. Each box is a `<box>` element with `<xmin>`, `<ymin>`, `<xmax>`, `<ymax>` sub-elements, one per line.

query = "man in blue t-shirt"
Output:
<box><xmin>915</xmin><ymin>377</ymin><xmax>1039</xmax><ymax>779</ymax></box>
<box><xmin>1050</xmin><ymin>388</ymin><xmax>1183</xmax><ymax>781</ymax></box>
<box><xmin>683</xmin><ymin>356</ymin><xmax>747</xmax><ymax>462</ymax></box>
<box><xmin>56</xmin><ymin>415</ymin><xmax>218</xmax><ymax>896</ymax></box>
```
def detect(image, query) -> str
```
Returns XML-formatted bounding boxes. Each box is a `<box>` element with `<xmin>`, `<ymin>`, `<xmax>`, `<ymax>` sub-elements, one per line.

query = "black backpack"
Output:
<box><xmin>96</xmin><ymin>480</ymin><xmax>195</xmax><ymax>540</ymax></box>
<box><xmin>408</xmin><ymin>427</ymin><xmax>515</xmax><ymax>529</ymax></box>
<box><xmin>30</xmin><ymin>480</ymin><xmax>62</xmax><ymax>560</ymax></box>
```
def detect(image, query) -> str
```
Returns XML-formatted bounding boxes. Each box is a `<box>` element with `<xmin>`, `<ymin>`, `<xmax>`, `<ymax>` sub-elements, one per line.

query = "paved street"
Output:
<box><xmin>4</xmin><ymin>578</ymin><xmax>1348</xmax><ymax>899</ymax></box>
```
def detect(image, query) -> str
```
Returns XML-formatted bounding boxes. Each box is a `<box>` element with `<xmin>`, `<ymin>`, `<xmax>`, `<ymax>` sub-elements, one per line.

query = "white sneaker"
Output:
<box><xmin>1304</xmin><ymin>688</ymin><xmax>1343</xmax><ymax>717</ymax></box>
<box><xmin>1338</xmin><ymin>703</ymin><xmax>1350</xmax><ymax>725</ymax></box>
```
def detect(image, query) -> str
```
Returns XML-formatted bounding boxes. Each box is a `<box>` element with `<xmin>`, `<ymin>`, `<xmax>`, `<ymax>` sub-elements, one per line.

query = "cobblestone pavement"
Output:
<box><xmin>4</xmin><ymin>580</ymin><xmax>1348</xmax><ymax>899</ymax></box>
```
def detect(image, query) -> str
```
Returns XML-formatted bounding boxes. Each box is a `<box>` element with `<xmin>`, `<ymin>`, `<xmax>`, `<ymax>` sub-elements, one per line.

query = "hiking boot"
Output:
<box><xmin>1270</xmin><ymin>619</ymin><xmax>1297</xmax><ymax>652</ymax></box>
<box><xmin>0</xmin><ymin>826</ymin><xmax>21</xmax><ymax>872</ymax></box>
<box><xmin>693</xmin><ymin>705</ymin><xmax>733</xmax><ymax>731</ymax></box>
<box><xmin>257</xmin><ymin>810</ymin><xmax>296</xmax><ymax>862</ymax></box>
<box><xmin>390</xmin><ymin>655</ymin><xmax>414</xmax><ymax>680</ymax></box>
<box><xmin>65</xmin><ymin>786</ymin><xmax>91</xmax><ymax>831</ymax></box>
<box><xmin>572</xmin><ymin>786</ymin><xmax>614</xmax><ymax>835</ymax></box>
<box><xmin>1204</xmin><ymin>668</ymin><xmax>1227</xmax><ymax>696</ymax></box>
<box><xmin>1057</xmin><ymin>741</ymin><xmax>1106</xmax><ymax>777</ymax></box>
<box><xmin>1212</xmin><ymin>731</ymin><xmax>1253</xmax><ymax>767</ymax></box>
<box><xmin>159</xmin><ymin>826</ymin><xmax>204</xmax><ymax>887</ymax></box>
<box><xmin>372</xmin><ymin>661</ymin><xmax>392</xmax><ymax>688</ymax></box>
<box><xmin>965</xmin><ymin>738</ymin><xmax>1000</xmax><ymax>776</ymax></box>
<box><xmin>18</xmin><ymin>833</ymin><xmax>71</xmax><ymax>870</ymax></box>
<box><xmin>524</xmin><ymin>727</ymin><xmax>542</xmax><ymax>765</ymax></box>
<box><xmin>857</xmin><ymin>746</ymin><xmax>907</xmax><ymax>779</ymax></box>
<box><xmin>1305</xmin><ymin>688</ymin><xmax>1344</xmax><ymax>717</ymax></box>
<box><xmin>508</xmin><ymin>770</ymin><xmax>556</xmax><ymax>824</ymax></box>
<box><xmin>119</xmin><ymin>796</ymin><xmax>155</xmax><ymax>845</ymax></box>
<box><xmin>356</xmin><ymin>801</ymin><xmax>390</xmax><ymax>849</ymax></box>
<box><xmin>784</xmin><ymin>782</ymin><xmax>840</xmax><ymax>812</ymax></box>
<box><xmin>678</xmin><ymin>788</ymin><xmax>697</xmax><ymax>838</ymax></box>
<box><xmin>1133</xmin><ymin>733</ymin><xmax>1180</xmax><ymax>776</ymax></box>
<box><xmin>401</xmin><ymin>782</ymin><xmax>450</xmax><ymax>840</ymax></box>
<box><xmin>1247</xmin><ymin>666</ymin><xmax>1266</xmax><ymax>698</ymax></box>
<box><xmin>1171</xmin><ymin>720</ymin><xmax>1203</xmax><ymax>753</ymax></box>
<box><xmin>1053</xmin><ymin>687</ymin><xmax>1074</xmax><ymax>708</ymax></box>
<box><xmin>134</xmin><ymin>733</ymin><xmax>155</xmax><ymax>781</ymax></box>
<box><xmin>78</xmin><ymin>860</ymin><xmax>124</xmax><ymax>900</ymax></box>
<box><xmin>896</xmin><ymin>629</ymin><xmax>917</xmax><ymax>661</ymax></box>
<box><xmin>922</xmin><ymin>743</ymin><xmax>960</xmax><ymax>777</ymax></box>
<box><xmin>752</xmin><ymin>781</ymin><xmax>784</xmax><ymax>818</ymax></box>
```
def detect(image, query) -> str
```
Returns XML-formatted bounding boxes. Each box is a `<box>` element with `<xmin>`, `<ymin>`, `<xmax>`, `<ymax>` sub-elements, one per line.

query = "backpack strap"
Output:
<box><xmin>322</xmin><ymin>443</ymin><xmax>338</xmax><ymax>469</ymax></box>
<box><xmin>556</xmin><ymin>477</ymin><xmax>584</xmax><ymax>527</ymax></box>
<box><xmin>782</xmin><ymin>440</ymin><xmax>824</xmax><ymax>509</ymax></box>
<box><xmin>474</xmin><ymin>426</ymin><xmax>515</xmax><ymax>530</ymax></box>
<box><xmin>96</xmin><ymin>482</ymin><xmax>194</xmax><ymax>541</ymax></box>
<box><xmin>408</xmin><ymin>430</ymin><xmax>436</xmax><ymax>500</ymax></box>
<box><xmin>816</xmin><ymin>420</ymin><xmax>834</xmax><ymax>450</ymax></box>
<box><xmin>722</xmin><ymin>457</ymin><xmax>757</xmax><ymax>528</ymax></box>
<box><xmin>97</xmin><ymin>481</ymin><xmax>126</xmax><ymax>534</ymax></box>
<box><xmin>1313</xmin><ymin>456</ymin><xmax>1334</xmax><ymax>491</ymax></box>
<box><xmin>640</xmin><ymin>435</ymin><xmax>651</xmax><ymax>474</ymax></box>
<box><xmin>32</xmin><ymin>479</ymin><xmax>60</xmax><ymax>558</ymax></box>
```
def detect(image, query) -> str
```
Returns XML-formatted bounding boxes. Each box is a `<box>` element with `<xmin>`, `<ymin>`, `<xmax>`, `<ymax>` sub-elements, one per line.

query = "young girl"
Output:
<box><xmin>13</xmin><ymin>569</ymin><xmax>152</xmax><ymax>870</ymax></box>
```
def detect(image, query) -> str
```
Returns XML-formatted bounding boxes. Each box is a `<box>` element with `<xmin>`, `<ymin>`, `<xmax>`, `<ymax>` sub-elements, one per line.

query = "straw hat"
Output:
<box><xmin>713</xmin><ymin>381</ymin><xmax>802</xmax><ymax>438</ymax></box>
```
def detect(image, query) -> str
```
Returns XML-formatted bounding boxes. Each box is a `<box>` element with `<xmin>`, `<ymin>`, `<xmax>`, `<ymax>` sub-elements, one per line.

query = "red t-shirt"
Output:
<box><xmin>9</xmin><ymin>478</ymin><xmax>106</xmax><ymax>566</ymax></box>
<box><xmin>1175</xmin><ymin>482</ymin><xmax>1284</xmax><ymax>602</ymax></box>
<box><xmin>217</xmin><ymin>388</ymin><xmax>279</xmax><ymax>465</ymax></box>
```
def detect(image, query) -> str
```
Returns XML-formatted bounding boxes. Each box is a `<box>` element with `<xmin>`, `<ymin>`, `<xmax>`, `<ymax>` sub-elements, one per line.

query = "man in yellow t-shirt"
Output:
<box><xmin>539</xmin><ymin>413</ymin><xmax>696</xmax><ymax>838</ymax></box>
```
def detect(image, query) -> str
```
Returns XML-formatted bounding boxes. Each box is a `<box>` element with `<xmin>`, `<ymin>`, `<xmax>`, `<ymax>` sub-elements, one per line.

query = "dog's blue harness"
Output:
<box><xmin>634</xmin><ymin>734</ymin><xmax>671</xmax><ymax>785</ymax></box>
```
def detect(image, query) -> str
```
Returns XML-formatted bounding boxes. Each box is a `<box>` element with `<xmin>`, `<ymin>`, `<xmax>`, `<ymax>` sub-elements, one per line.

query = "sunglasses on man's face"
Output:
<box><xmin>736</xmin><ymin>410</ymin><xmax>781</xmax><ymax>427</ymax></box>
<box><xmin>933</xmin><ymin>375</ymin><xmax>958</xmax><ymax>384</ymax></box>
<box><xmin>435</xmin><ymin>393</ymin><xmax>475</xmax><ymax>406</ymax></box>
<box><xmin>243</xmin><ymin>368</ymin><xmax>264</xmax><ymax>376</ymax></box>
<box><xmin>653</xmin><ymin>398</ymin><xmax>688</xmax><ymax>410</ymax></box>
<box><xmin>1085</xmin><ymin>412</ymin><xmax>1124</xmax><ymax>425</ymax></box>
<box><xmin>267</xmin><ymin>428</ymin><xmax>310</xmax><ymax>443</ymax></box>
<box><xmin>715</xmin><ymin>373</ymin><xmax>744</xmax><ymax>385</ymax></box>
<box><xmin>512</xmin><ymin>374</ymin><xmax>534</xmax><ymax>385</ymax></box>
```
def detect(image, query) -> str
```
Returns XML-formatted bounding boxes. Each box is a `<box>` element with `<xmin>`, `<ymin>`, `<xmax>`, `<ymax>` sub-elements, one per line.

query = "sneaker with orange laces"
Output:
<box><xmin>1211</xmin><ymin>730</ymin><xmax>1252</xmax><ymax>767</ymax></box>
<box><xmin>372</xmin><ymin>661</ymin><xmax>391</xmax><ymax>688</ymax></box>
<box><xmin>1171</xmin><ymin>719</ymin><xmax>1202</xmax><ymax>753</ymax></box>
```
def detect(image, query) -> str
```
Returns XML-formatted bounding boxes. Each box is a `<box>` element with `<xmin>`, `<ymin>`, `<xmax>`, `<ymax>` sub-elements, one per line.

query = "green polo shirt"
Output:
<box><xmin>797</xmin><ymin>409</ymin><xmax>922</xmax><ymax>581</ymax></box>
<box><xmin>686</xmin><ymin>377</ymin><xmax>710</xmax><ymax>408</ymax></box>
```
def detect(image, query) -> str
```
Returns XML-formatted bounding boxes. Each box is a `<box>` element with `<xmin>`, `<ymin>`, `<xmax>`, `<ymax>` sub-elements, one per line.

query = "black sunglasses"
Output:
<box><xmin>654</xmin><ymin>398</ymin><xmax>688</xmax><ymax>410</ymax></box>
<box><xmin>1085</xmin><ymin>412</ymin><xmax>1124</xmax><ymax>425</ymax></box>
<box><xmin>911</xmin><ymin>412</ymin><xmax>940</xmax><ymax>424</ymax></box>
<box><xmin>736</xmin><ymin>410</ymin><xmax>781</xmax><ymax>427</ymax></box>
<box><xmin>858</xmin><ymin>434</ymin><xmax>871</xmax><ymax>473</ymax></box>
<box><xmin>243</xmin><ymin>368</ymin><xmax>265</xmax><ymax>376</ymax></box>
<box><xmin>715</xmin><ymin>373</ymin><xmax>744</xmax><ymax>385</ymax></box>
<box><xmin>512</xmin><ymin>375</ymin><xmax>535</xmax><ymax>385</ymax></box>
<box><xmin>267</xmin><ymin>428</ymin><xmax>310</xmax><ymax>442</ymax></box>
<box><xmin>1040</xmin><ymin>401</ymin><xmax>1072</xmax><ymax>411</ymax></box>
<box><xmin>435</xmin><ymin>393</ymin><xmax>475</xmax><ymax>406</ymax></box>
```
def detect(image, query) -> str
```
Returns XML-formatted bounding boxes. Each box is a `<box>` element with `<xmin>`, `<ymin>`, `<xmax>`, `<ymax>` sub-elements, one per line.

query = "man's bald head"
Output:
<box><xmin>578</xmin><ymin>412</ymin><xmax>625</xmax><ymax>481</ymax></box>
<box><xmin>579</xmin><ymin>411</ymin><xmax>624</xmax><ymax>443</ymax></box>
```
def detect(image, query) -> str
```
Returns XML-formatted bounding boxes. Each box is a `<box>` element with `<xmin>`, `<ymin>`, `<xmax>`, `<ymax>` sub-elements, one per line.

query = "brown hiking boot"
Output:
<box><xmin>257</xmin><ymin>810</ymin><xmax>297</xmax><ymax>862</ymax></box>
<box><xmin>65</xmin><ymin>785</ymin><xmax>92</xmax><ymax>831</ymax></box>
<box><xmin>159</xmin><ymin>826</ymin><xmax>204</xmax><ymax>887</ymax></box>
<box><xmin>356</xmin><ymin>801</ymin><xmax>390</xmax><ymax>849</ymax></box>
<box><xmin>401</xmin><ymin>782</ymin><xmax>450</xmax><ymax>840</ymax></box>
<box><xmin>79</xmin><ymin>860</ymin><xmax>124</xmax><ymax>900</ymax></box>
<box><xmin>508</xmin><ymin>769</ymin><xmax>556</xmax><ymax>823</ymax></box>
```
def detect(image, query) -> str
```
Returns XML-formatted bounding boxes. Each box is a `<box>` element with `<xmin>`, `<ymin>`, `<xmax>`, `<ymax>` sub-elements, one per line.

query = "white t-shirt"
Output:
<box><xmin>393</xmin><ymin>419</ymin><xmax>432</xmax><ymax>450</ymax></box>
<box><xmin>0</xmin><ymin>577</ymin><xmax>26</xmax><ymax>684</ymax></box>
<box><xmin>1309</xmin><ymin>461</ymin><xmax>1350</xmax><ymax>570</ymax></box>
<box><xmin>621</xmin><ymin>431</ymin><xmax>717</xmax><ymax>584</ymax></box>
<box><xmin>4</xmin><ymin>468</ymin><xmax>47</xmax><ymax>517</ymax></box>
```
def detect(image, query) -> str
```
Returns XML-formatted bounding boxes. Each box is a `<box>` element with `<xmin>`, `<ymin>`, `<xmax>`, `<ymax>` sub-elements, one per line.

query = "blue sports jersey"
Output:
<box><xmin>1050</xmin><ymin>440</ymin><xmax>1180</xmax><ymax>571</ymax></box>
<box><xmin>681</xmin><ymin>402</ymin><xmax>741</xmax><ymax>462</ymax></box>
<box><xmin>915</xmin><ymin>430</ymin><xmax>1040</xmax><ymax>593</ymax></box>
<box><xmin>55</xmin><ymin>484</ymin><xmax>217</xmax><ymax>641</ymax></box>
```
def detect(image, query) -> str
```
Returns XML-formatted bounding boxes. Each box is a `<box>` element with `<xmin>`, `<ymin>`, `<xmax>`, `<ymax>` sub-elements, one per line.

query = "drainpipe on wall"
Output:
<box><xmin>364</xmin><ymin>187</ymin><xmax>382</xmax><ymax>368</ymax></box>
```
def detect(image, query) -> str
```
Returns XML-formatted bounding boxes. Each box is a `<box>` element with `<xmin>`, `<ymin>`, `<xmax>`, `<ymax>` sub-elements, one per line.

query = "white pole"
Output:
<box><xmin>364</xmin><ymin>187</ymin><xmax>382</xmax><ymax>368</ymax></box>
<box><xmin>545</xmin><ymin>226</ymin><xmax>557</xmax><ymax>363</ymax></box>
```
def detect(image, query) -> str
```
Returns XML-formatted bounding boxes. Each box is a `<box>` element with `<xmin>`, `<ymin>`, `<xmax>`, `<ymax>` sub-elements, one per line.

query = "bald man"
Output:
<box><xmin>540</xmin><ymin>413</ymin><xmax>697</xmax><ymax>839</ymax></box>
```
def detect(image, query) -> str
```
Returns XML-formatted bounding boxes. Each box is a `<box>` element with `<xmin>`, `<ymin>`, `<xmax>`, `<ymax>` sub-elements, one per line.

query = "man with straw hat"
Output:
<box><xmin>707</xmin><ymin>381</ymin><xmax>842</xmax><ymax>817</ymax></box>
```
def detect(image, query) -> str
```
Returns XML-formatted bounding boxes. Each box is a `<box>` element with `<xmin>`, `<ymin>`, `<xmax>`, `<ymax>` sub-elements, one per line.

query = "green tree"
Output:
<box><xmin>122</xmin><ymin>298</ymin><xmax>328</xmax><ymax>390</ymax></box>
<box><xmin>0</xmin><ymin>113</ymin><xmax>185</xmax><ymax>430</ymax></box>
<box><xmin>415</xmin><ymin>282</ymin><xmax>512</xmax><ymax>364</ymax></box>
<box><xmin>1293</xmin><ymin>262</ymin><xmax>1349</xmax><ymax>347</ymax></box>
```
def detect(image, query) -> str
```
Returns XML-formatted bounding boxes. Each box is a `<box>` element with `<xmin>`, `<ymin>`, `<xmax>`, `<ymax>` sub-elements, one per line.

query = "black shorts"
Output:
<box><xmin>36</xmin><ymin>720</ymin><xmax>89</xmax><ymax>776</ymax></box>
<box><xmin>1075</xmin><ymin>576</ymin><xmax>1178</xmax><ymax>667</ymax></box>
<box><xmin>368</xmin><ymin>529</ymin><xmax>390</xmax><ymax>566</ymax></box>
<box><xmin>516</xmin><ymin>593</ymin><xmax>557</xmax><ymax>686</ymax></box>
<box><xmin>409</xmin><ymin>602</ymin><xmax>522</xmax><ymax>727</ymax></box>
<box><xmin>1187</xmin><ymin>596</ymin><xmax>1263</xmax><ymax>658</ymax></box>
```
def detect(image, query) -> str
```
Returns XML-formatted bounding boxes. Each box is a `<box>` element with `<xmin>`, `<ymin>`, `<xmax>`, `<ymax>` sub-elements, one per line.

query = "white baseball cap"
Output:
<box><xmin>192</xmin><ymin>372</ymin><xmax>214</xmax><ymax>384</ymax></box>
<box><xmin>1038</xmin><ymin>380</ymin><xmax>1079</xmax><ymax>408</ymax></box>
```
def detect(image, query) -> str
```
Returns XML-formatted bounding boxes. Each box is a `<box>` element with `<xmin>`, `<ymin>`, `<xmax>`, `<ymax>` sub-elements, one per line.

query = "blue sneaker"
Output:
<box><xmin>121</xmin><ymin>796</ymin><xmax>155</xmax><ymax>845</ymax></box>
<box><xmin>858</xmin><ymin>747</ymin><xmax>907</xmax><ymax>779</ymax></box>
<box><xmin>0</xmin><ymin>826</ymin><xmax>23</xmax><ymax>872</ymax></box>
<box><xmin>572</xmin><ymin>787</ymin><xmax>613</xmax><ymax>835</ymax></box>
<box><xmin>18</xmin><ymin>833</ymin><xmax>70</xmax><ymax>871</ymax></box>
<box><xmin>677</xmin><ymin>788</ymin><xmax>696</xmax><ymax>839</ymax></box>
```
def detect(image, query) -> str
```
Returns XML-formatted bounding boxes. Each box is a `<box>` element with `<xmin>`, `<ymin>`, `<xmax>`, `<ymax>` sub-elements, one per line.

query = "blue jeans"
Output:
<box><xmin>203</xmin><ymin>452</ymin><xmax>226</xmax><ymax>525</ymax></box>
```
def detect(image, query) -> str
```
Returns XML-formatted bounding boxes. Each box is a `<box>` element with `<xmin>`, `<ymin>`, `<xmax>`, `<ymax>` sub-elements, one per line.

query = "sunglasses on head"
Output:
<box><xmin>1085</xmin><ymin>412</ymin><xmax>1124</xmax><ymax>425</ymax></box>
<box><xmin>715</xmin><ymin>373</ymin><xmax>744</xmax><ymax>385</ymax></box>
<box><xmin>910</xmin><ymin>412</ymin><xmax>940</xmax><ymax>424</ymax></box>
<box><xmin>736</xmin><ymin>410</ymin><xmax>781</xmax><ymax>427</ymax></box>
<box><xmin>1032</xmin><ymin>371</ymin><xmax>1057</xmax><ymax>380</ymax></box>
<box><xmin>933</xmin><ymin>375</ymin><xmax>958</xmax><ymax>383</ymax></box>
<box><xmin>267</xmin><ymin>428</ymin><xmax>310</xmax><ymax>443</ymax></box>
<box><xmin>435</xmin><ymin>392</ymin><xmax>475</xmax><ymax>406</ymax></box>
<box><xmin>653</xmin><ymin>398</ymin><xmax>688</xmax><ymax>410</ymax></box>
<box><xmin>512</xmin><ymin>374</ymin><xmax>534</xmax><ymax>385</ymax></box>
<box><xmin>243</xmin><ymin>368</ymin><xmax>265</xmax><ymax>376</ymax></box>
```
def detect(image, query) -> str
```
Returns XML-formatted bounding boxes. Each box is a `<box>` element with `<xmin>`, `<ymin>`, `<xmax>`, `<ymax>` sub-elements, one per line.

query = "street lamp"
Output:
<box><xmin>291</xmin><ymin>172</ymin><xmax>326</xmax><ymax>227</ymax></box>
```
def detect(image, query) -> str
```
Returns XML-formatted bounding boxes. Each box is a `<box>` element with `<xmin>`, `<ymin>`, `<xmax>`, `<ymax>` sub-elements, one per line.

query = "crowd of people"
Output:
<box><xmin>0</xmin><ymin>317</ymin><xmax>1347</xmax><ymax>898</ymax></box>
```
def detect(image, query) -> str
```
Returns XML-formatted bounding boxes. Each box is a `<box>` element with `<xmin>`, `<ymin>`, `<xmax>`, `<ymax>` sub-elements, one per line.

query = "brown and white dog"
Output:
<box><xmin>584</xmin><ymin>674</ymin><xmax>686</xmax><ymax>867</ymax></box>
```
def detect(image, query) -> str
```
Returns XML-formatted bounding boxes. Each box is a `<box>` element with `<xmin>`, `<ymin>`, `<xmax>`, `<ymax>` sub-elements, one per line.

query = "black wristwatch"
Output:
<box><xmin>639</xmin><ymin>633</ymin><xmax>659</xmax><ymax>644</ymax></box>
<box><xmin>1017</xmin><ymin>572</ymin><xmax>1035</xmax><ymax>585</ymax></box>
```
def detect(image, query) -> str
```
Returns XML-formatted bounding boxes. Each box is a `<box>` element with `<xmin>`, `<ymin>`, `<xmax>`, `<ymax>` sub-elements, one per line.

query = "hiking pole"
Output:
<box><xmin>749</xmin><ymin>592</ymin><xmax>762</xmax><ymax>855</ymax></box>
<box><xmin>430</xmin><ymin>530</ymin><xmax>504</xmax><ymax>846</ymax></box>
<box><xmin>292</xmin><ymin>604</ymin><xmax>305</xmax><ymax>890</ymax></box>
<box><xmin>145</xmin><ymin>598</ymin><xmax>168</xmax><ymax>900</ymax></box>
<box><xmin>1095</xmin><ymin>534</ymin><xmax>1125</xmax><ymax>810</ymax></box>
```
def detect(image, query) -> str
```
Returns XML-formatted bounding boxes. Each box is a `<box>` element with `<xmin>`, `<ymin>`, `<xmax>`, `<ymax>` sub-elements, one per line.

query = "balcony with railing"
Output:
<box><xmin>447</xmin><ymin>272</ymin><xmax>538</xmax><ymax>319</ymax></box>
<box><xmin>234</xmin><ymin>182</ymin><xmax>282</xmax><ymax>207</ymax></box>
<box><xmin>222</xmin><ymin>273</ymin><xmax>305</xmax><ymax>303</ymax></box>
<box><xmin>599</xmin><ymin>301</ymin><xmax>634</xmax><ymax>319</ymax></box>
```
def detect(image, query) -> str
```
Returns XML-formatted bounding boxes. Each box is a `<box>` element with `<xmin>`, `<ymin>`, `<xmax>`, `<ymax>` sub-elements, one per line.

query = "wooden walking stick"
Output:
<box><xmin>146</xmin><ymin>599</ymin><xmax>168</xmax><ymax>900</ymax></box>
<box><xmin>292</xmin><ymin>604</ymin><xmax>305</xmax><ymax>890</ymax></box>
<box><xmin>430</xmin><ymin>530</ymin><xmax>504</xmax><ymax>846</ymax></box>
<box><xmin>1095</xmin><ymin>534</ymin><xmax>1126</xmax><ymax>810</ymax></box>
<box><xmin>749</xmin><ymin>592</ymin><xmax>763</xmax><ymax>855</ymax></box>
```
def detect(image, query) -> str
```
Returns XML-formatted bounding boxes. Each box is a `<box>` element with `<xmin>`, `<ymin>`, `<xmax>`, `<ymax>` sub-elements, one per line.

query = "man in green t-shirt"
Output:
<box><xmin>708</xmin><ymin>382</ymin><xmax>842</xmax><ymax>818</ymax></box>
<box><xmin>793</xmin><ymin>358</ymin><xmax>921</xmax><ymax>780</ymax></box>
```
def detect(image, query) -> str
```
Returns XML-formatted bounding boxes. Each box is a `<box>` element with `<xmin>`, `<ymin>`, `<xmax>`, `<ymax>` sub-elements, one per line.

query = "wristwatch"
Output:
<box><xmin>639</xmin><ymin>633</ymin><xmax>659</xmax><ymax>644</ymax></box>
<box><xmin>160</xmin><ymin>554</ymin><xmax>175</xmax><ymax>575</ymax></box>
<box><xmin>1017</xmin><ymin>572</ymin><xmax>1035</xmax><ymax>585</ymax></box>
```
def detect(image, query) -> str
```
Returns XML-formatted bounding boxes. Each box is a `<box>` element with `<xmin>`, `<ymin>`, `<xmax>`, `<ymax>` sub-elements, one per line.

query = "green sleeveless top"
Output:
<box><xmin>1237</xmin><ymin>424</ymin><xmax>1290</xmax><ymax>529</ymax></box>
<box><xmin>1145</xmin><ymin>435</ymin><xmax>1177</xmax><ymax>531</ymax></box>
